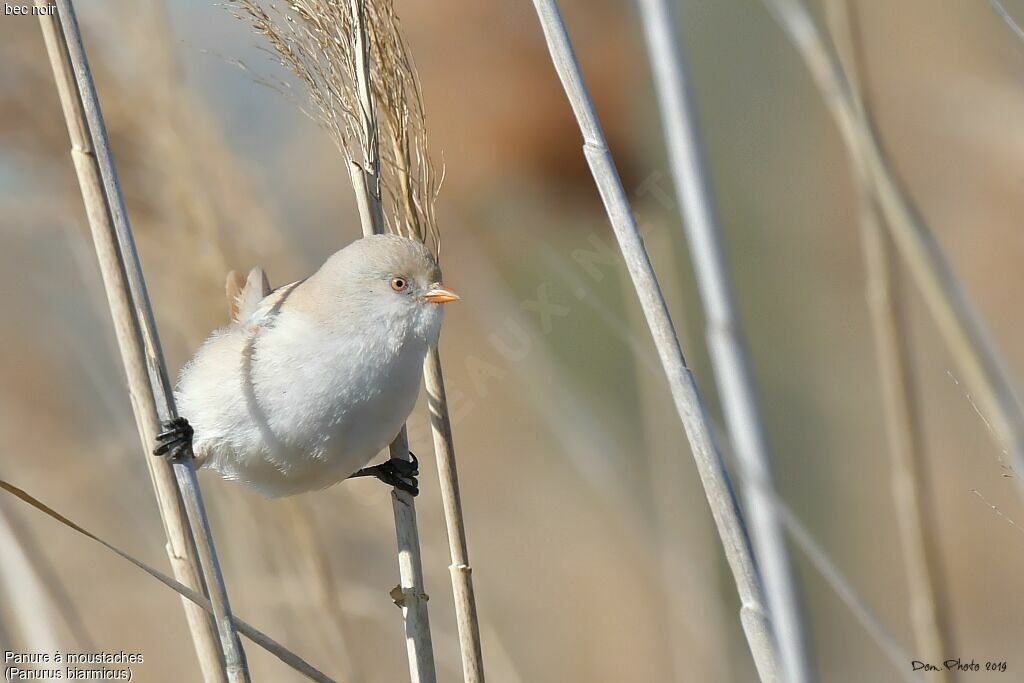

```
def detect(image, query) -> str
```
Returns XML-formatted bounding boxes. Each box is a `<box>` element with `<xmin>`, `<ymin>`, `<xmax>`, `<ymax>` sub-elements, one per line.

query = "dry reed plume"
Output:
<box><xmin>229</xmin><ymin>0</ymin><xmax>440</xmax><ymax>250</ymax></box>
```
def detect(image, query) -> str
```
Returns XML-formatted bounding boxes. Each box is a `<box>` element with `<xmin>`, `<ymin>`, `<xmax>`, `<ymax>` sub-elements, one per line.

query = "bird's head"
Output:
<box><xmin>319</xmin><ymin>234</ymin><xmax>458</xmax><ymax>346</ymax></box>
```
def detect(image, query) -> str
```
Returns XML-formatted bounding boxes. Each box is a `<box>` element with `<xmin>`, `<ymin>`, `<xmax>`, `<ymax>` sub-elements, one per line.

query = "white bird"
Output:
<box><xmin>152</xmin><ymin>234</ymin><xmax>459</xmax><ymax>497</ymax></box>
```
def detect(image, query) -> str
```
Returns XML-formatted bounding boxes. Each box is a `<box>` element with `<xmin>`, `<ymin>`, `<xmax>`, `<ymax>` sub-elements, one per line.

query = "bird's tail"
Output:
<box><xmin>226</xmin><ymin>267</ymin><xmax>272</xmax><ymax>323</ymax></box>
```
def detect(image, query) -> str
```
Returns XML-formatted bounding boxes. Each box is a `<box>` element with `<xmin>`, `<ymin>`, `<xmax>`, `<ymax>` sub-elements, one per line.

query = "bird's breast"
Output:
<box><xmin>253</xmin><ymin>326</ymin><xmax>426</xmax><ymax>471</ymax></box>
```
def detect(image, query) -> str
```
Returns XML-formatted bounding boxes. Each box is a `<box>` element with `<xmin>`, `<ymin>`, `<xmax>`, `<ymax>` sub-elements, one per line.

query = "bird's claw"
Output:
<box><xmin>153</xmin><ymin>416</ymin><xmax>194</xmax><ymax>462</ymax></box>
<box><xmin>389</xmin><ymin>452</ymin><xmax>418</xmax><ymax>478</ymax></box>
<box><xmin>352</xmin><ymin>453</ymin><xmax>419</xmax><ymax>496</ymax></box>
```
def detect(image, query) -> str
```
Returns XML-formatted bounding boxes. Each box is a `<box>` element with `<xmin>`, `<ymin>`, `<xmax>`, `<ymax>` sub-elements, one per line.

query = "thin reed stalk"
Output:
<box><xmin>422</xmin><ymin>352</ymin><xmax>485</xmax><ymax>683</ymax></box>
<box><xmin>619</xmin><ymin>260</ymin><xmax>731</xmax><ymax>682</ymax></box>
<box><xmin>349</xmin><ymin>0</ymin><xmax>386</xmax><ymax>235</ymax></box>
<box><xmin>37</xmin><ymin>3</ymin><xmax>248</xmax><ymax>681</ymax></box>
<box><xmin>230</xmin><ymin>0</ymin><xmax>443</xmax><ymax>676</ymax></box>
<box><xmin>760</xmin><ymin>0</ymin><xmax>1024</xmax><ymax>503</ymax></box>
<box><xmin>988</xmin><ymin>0</ymin><xmax>1024</xmax><ymax>43</ymax></box>
<box><xmin>825</xmin><ymin>2</ymin><xmax>955</xmax><ymax>676</ymax></box>
<box><xmin>760</xmin><ymin>481</ymin><xmax>917</xmax><ymax>683</ymax></box>
<box><xmin>229</xmin><ymin>2</ymin><xmax>482</xmax><ymax>679</ymax></box>
<box><xmin>0</xmin><ymin>477</ymin><xmax>336</xmax><ymax>683</ymax></box>
<box><xmin>351</xmin><ymin>3</ymin><xmax>435</xmax><ymax>681</ymax></box>
<box><xmin>386</xmin><ymin>428</ymin><xmax>436</xmax><ymax>683</ymax></box>
<box><xmin>361</xmin><ymin>19</ymin><xmax>486</xmax><ymax>673</ymax></box>
<box><xmin>635</xmin><ymin>2</ymin><xmax>812</xmax><ymax>680</ymax></box>
<box><xmin>454</xmin><ymin>206</ymin><xmax>919</xmax><ymax>681</ymax></box>
<box><xmin>703</xmin><ymin>424</ymin><xmax>917</xmax><ymax>680</ymax></box>
<box><xmin>528</xmin><ymin>2</ymin><xmax>779</xmax><ymax>680</ymax></box>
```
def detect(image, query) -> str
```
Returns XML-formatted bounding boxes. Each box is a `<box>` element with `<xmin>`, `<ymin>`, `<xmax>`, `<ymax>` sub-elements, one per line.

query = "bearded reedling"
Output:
<box><xmin>154</xmin><ymin>235</ymin><xmax>459</xmax><ymax>498</ymax></box>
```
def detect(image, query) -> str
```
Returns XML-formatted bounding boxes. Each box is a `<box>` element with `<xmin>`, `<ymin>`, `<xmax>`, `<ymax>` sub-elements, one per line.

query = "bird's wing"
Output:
<box><xmin>242</xmin><ymin>278</ymin><xmax>306</xmax><ymax>328</ymax></box>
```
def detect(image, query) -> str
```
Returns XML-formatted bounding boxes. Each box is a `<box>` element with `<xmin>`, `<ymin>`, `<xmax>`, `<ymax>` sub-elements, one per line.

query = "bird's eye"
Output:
<box><xmin>391</xmin><ymin>277</ymin><xmax>408</xmax><ymax>292</ymax></box>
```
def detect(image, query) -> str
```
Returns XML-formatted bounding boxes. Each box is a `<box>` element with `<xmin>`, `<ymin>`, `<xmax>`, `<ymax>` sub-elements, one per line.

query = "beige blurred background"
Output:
<box><xmin>3</xmin><ymin>1</ymin><xmax>1024</xmax><ymax>681</ymax></box>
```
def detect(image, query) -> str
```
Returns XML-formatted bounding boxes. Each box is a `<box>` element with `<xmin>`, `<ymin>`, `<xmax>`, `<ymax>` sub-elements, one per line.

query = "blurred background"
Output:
<box><xmin>3</xmin><ymin>1</ymin><xmax>1024</xmax><ymax>681</ymax></box>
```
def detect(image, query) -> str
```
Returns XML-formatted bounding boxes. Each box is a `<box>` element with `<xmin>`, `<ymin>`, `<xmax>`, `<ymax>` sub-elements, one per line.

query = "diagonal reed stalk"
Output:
<box><xmin>528</xmin><ymin>1</ymin><xmax>780</xmax><ymax>680</ymax></box>
<box><xmin>0</xmin><ymin>477</ymin><xmax>336</xmax><ymax>683</ymax></box>
<box><xmin>759</xmin><ymin>0</ymin><xmax>1024</xmax><ymax>503</ymax></box>
<box><xmin>987</xmin><ymin>0</ymin><xmax>1024</xmax><ymax>43</ymax></box>
<box><xmin>36</xmin><ymin>2</ymin><xmax>249</xmax><ymax>681</ymax></box>
<box><xmin>634</xmin><ymin>1</ymin><xmax>812</xmax><ymax>681</ymax></box>
<box><xmin>757</xmin><ymin>477</ymin><xmax>917</xmax><ymax>683</ymax></box>
<box><xmin>824</xmin><ymin>2</ymin><xmax>955</xmax><ymax>677</ymax></box>
<box><xmin>618</xmin><ymin>259</ymin><xmax>731</xmax><ymax>682</ymax></box>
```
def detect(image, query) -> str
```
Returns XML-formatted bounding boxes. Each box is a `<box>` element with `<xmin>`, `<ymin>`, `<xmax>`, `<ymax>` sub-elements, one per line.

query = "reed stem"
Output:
<box><xmin>423</xmin><ymin>352</ymin><xmax>485</xmax><ymax>683</ymax></box>
<box><xmin>37</xmin><ymin>2</ymin><xmax>248</xmax><ymax>681</ymax></box>
<box><xmin>528</xmin><ymin>1</ymin><xmax>780</xmax><ymax>679</ymax></box>
<box><xmin>635</xmin><ymin>1</ymin><xmax>812</xmax><ymax>680</ymax></box>
<box><xmin>387</xmin><ymin>428</ymin><xmax>437</xmax><ymax>683</ymax></box>
<box><xmin>351</xmin><ymin>3</ymin><xmax>436</xmax><ymax>680</ymax></box>
<box><xmin>349</xmin><ymin>0</ymin><xmax>386</xmax><ymax>235</ymax></box>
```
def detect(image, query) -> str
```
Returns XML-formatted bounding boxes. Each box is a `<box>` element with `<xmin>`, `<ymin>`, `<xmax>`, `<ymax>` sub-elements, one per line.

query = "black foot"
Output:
<box><xmin>351</xmin><ymin>453</ymin><xmax>419</xmax><ymax>496</ymax></box>
<box><xmin>153</xmin><ymin>416</ymin><xmax>194</xmax><ymax>462</ymax></box>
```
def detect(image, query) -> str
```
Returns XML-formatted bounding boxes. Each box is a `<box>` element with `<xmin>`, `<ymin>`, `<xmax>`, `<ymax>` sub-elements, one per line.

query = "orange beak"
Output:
<box><xmin>423</xmin><ymin>284</ymin><xmax>460</xmax><ymax>304</ymax></box>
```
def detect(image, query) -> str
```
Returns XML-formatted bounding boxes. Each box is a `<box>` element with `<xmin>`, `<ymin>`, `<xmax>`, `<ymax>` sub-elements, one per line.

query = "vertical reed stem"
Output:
<box><xmin>387</xmin><ymin>428</ymin><xmax>437</xmax><ymax>683</ymax></box>
<box><xmin>423</xmin><ymin>353</ymin><xmax>485</xmax><ymax>683</ymax></box>
<box><xmin>351</xmin><ymin>3</ymin><xmax>436</xmax><ymax>681</ymax></box>
<box><xmin>528</xmin><ymin>2</ymin><xmax>779</xmax><ymax>679</ymax></box>
<box><xmin>349</xmin><ymin>0</ymin><xmax>385</xmax><ymax>235</ymax></box>
<box><xmin>825</xmin><ymin>2</ymin><xmax>955</xmax><ymax>676</ymax></box>
<box><xmin>635</xmin><ymin>1</ymin><xmax>812</xmax><ymax>680</ymax></box>
<box><xmin>37</xmin><ymin>3</ymin><xmax>248</xmax><ymax>681</ymax></box>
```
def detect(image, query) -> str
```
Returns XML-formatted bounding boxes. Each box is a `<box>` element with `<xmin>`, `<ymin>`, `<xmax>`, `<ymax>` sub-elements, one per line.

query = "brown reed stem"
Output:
<box><xmin>423</xmin><ymin>352</ymin><xmax>485</xmax><ymax>683</ymax></box>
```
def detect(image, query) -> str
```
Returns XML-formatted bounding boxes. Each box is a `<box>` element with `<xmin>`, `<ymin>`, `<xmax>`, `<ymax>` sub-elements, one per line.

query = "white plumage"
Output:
<box><xmin>174</xmin><ymin>234</ymin><xmax>452</xmax><ymax>496</ymax></box>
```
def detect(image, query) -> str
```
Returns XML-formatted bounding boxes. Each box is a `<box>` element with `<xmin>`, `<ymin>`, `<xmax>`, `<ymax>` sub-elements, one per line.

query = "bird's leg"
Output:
<box><xmin>350</xmin><ymin>452</ymin><xmax>419</xmax><ymax>496</ymax></box>
<box><xmin>152</xmin><ymin>416</ymin><xmax>194</xmax><ymax>462</ymax></box>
